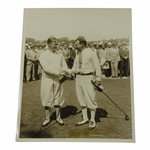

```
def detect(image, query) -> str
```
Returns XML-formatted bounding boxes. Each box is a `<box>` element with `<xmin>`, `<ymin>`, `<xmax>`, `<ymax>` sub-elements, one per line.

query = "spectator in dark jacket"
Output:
<box><xmin>119</xmin><ymin>41</ymin><xmax>129</xmax><ymax>78</ymax></box>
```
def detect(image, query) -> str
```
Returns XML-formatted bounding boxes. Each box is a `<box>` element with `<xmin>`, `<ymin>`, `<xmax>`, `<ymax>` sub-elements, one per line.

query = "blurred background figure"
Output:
<box><xmin>107</xmin><ymin>41</ymin><xmax>120</xmax><ymax>78</ymax></box>
<box><xmin>67</xmin><ymin>45</ymin><xmax>76</xmax><ymax>69</ymax></box>
<box><xmin>37</xmin><ymin>44</ymin><xmax>44</xmax><ymax>80</ymax></box>
<box><xmin>99</xmin><ymin>41</ymin><xmax>110</xmax><ymax>78</ymax></box>
<box><xmin>63</xmin><ymin>45</ymin><xmax>70</xmax><ymax>68</ymax></box>
<box><xmin>23</xmin><ymin>43</ymin><xmax>28</xmax><ymax>82</ymax></box>
<box><xmin>34</xmin><ymin>44</ymin><xmax>39</xmax><ymax>80</ymax></box>
<box><xmin>118</xmin><ymin>41</ymin><xmax>129</xmax><ymax>79</ymax></box>
<box><xmin>26</xmin><ymin>44</ymin><xmax>37</xmax><ymax>82</ymax></box>
<box><xmin>93</xmin><ymin>42</ymin><xmax>100</xmax><ymax>60</ymax></box>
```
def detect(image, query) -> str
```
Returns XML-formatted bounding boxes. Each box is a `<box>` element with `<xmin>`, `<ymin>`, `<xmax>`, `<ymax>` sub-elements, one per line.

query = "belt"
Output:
<box><xmin>76</xmin><ymin>72</ymin><xmax>94</xmax><ymax>76</ymax></box>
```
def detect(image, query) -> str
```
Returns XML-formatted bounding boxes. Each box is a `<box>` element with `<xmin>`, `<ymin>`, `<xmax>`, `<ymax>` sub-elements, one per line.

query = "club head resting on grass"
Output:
<box><xmin>125</xmin><ymin>115</ymin><xmax>129</xmax><ymax>121</ymax></box>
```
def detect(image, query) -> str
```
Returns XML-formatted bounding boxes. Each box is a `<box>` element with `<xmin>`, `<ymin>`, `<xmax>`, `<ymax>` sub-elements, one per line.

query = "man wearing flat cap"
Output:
<box><xmin>70</xmin><ymin>36</ymin><xmax>102</xmax><ymax>129</ymax></box>
<box><xmin>39</xmin><ymin>36</ymin><xmax>69</xmax><ymax>127</ymax></box>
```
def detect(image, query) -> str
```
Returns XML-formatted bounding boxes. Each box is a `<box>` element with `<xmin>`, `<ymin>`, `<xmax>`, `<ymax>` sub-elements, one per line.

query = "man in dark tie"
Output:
<box><xmin>70</xmin><ymin>36</ymin><xmax>102</xmax><ymax>129</ymax></box>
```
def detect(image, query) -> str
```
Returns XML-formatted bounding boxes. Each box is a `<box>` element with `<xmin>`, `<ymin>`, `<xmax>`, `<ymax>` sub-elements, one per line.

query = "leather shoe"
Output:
<box><xmin>75</xmin><ymin>119</ymin><xmax>89</xmax><ymax>126</ymax></box>
<box><xmin>42</xmin><ymin>119</ymin><xmax>50</xmax><ymax>127</ymax></box>
<box><xmin>56</xmin><ymin>118</ymin><xmax>64</xmax><ymax>126</ymax></box>
<box><xmin>88</xmin><ymin>121</ymin><xmax>96</xmax><ymax>130</ymax></box>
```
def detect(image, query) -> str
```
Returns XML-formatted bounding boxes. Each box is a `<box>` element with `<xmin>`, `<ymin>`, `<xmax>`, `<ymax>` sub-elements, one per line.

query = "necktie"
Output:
<box><xmin>79</xmin><ymin>52</ymin><xmax>82</xmax><ymax>68</ymax></box>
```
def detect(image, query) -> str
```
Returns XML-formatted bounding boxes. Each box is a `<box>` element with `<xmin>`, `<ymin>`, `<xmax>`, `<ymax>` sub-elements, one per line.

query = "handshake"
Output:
<box><xmin>58</xmin><ymin>69</ymin><xmax>74</xmax><ymax>84</ymax></box>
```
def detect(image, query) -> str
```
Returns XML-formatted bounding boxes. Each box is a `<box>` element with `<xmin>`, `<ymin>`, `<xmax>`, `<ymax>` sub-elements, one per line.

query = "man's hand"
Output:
<box><xmin>95</xmin><ymin>80</ymin><xmax>101</xmax><ymax>87</ymax></box>
<box><xmin>59</xmin><ymin>70</ymin><xmax>68</xmax><ymax>76</ymax></box>
<box><xmin>91</xmin><ymin>80</ymin><xmax>103</xmax><ymax>92</ymax></box>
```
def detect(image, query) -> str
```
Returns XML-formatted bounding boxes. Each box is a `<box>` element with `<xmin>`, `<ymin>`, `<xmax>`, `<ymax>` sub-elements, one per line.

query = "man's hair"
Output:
<box><xmin>76</xmin><ymin>36</ymin><xmax>87</xmax><ymax>46</ymax></box>
<box><xmin>47</xmin><ymin>36</ymin><xmax>57</xmax><ymax>45</ymax></box>
<box><xmin>47</xmin><ymin>38</ymin><xmax>52</xmax><ymax>45</ymax></box>
<box><xmin>79</xmin><ymin>40</ymin><xmax>87</xmax><ymax>46</ymax></box>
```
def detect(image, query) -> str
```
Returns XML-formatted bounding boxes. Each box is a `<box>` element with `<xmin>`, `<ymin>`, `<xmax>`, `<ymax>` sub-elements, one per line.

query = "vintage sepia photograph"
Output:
<box><xmin>16</xmin><ymin>8</ymin><xmax>134</xmax><ymax>142</ymax></box>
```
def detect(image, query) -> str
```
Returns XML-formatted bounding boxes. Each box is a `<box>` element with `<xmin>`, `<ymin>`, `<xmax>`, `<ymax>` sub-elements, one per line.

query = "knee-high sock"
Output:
<box><xmin>90</xmin><ymin>109</ymin><xmax>96</xmax><ymax>122</ymax></box>
<box><xmin>45</xmin><ymin>109</ymin><xmax>50</xmax><ymax>120</ymax></box>
<box><xmin>55</xmin><ymin>106</ymin><xmax>61</xmax><ymax>119</ymax></box>
<box><xmin>81</xmin><ymin>106</ymin><xmax>88</xmax><ymax>120</ymax></box>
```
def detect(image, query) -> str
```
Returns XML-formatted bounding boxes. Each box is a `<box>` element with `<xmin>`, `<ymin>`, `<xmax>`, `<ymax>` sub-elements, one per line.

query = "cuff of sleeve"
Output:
<box><xmin>96</xmin><ymin>76</ymin><xmax>101</xmax><ymax>81</ymax></box>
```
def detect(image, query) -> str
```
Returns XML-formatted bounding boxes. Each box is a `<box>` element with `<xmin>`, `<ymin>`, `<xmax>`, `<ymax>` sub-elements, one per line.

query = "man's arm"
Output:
<box><xmin>92</xmin><ymin>51</ymin><xmax>101</xmax><ymax>82</ymax></box>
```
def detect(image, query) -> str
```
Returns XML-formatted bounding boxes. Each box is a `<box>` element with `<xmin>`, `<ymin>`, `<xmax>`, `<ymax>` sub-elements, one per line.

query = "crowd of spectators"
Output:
<box><xmin>23</xmin><ymin>38</ymin><xmax>130</xmax><ymax>82</ymax></box>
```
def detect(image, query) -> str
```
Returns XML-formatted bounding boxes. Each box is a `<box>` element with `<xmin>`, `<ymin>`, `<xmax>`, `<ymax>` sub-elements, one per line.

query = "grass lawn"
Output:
<box><xmin>19</xmin><ymin>78</ymin><xmax>133</xmax><ymax>139</ymax></box>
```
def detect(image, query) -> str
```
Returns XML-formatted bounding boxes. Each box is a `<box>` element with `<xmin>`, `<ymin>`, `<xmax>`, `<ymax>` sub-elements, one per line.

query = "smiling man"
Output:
<box><xmin>71</xmin><ymin>36</ymin><xmax>102</xmax><ymax>130</ymax></box>
<box><xmin>39</xmin><ymin>36</ymin><xmax>69</xmax><ymax>127</ymax></box>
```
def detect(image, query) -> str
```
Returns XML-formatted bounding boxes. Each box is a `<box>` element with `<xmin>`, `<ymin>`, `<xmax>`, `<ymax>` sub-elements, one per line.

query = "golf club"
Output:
<box><xmin>91</xmin><ymin>80</ymin><xmax>129</xmax><ymax>121</ymax></box>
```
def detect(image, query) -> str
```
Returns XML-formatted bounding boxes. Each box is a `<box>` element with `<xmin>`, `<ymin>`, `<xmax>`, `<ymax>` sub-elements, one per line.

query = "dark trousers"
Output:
<box><xmin>67</xmin><ymin>58</ymin><xmax>74</xmax><ymax>69</ymax></box>
<box><xmin>119</xmin><ymin>59</ymin><xmax>129</xmax><ymax>77</ymax></box>
<box><xmin>23</xmin><ymin>60</ymin><xmax>27</xmax><ymax>82</ymax></box>
<box><xmin>34</xmin><ymin>60</ymin><xmax>39</xmax><ymax>80</ymax></box>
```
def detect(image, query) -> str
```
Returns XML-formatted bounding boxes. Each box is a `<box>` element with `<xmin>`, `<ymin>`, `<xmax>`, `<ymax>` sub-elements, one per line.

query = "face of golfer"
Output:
<box><xmin>48</xmin><ymin>39</ymin><xmax>58</xmax><ymax>52</ymax></box>
<box><xmin>74</xmin><ymin>40</ymin><xmax>83</xmax><ymax>52</ymax></box>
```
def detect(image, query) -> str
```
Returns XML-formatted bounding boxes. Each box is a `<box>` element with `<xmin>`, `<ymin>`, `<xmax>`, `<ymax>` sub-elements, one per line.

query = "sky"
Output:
<box><xmin>23</xmin><ymin>8</ymin><xmax>132</xmax><ymax>42</ymax></box>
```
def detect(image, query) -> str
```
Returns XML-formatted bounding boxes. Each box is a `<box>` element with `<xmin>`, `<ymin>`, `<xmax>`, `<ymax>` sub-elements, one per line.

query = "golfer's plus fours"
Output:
<box><xmin>91</xmin><ymin>80</ymin><xmax>129</xmax><ymax>121</ymax></box>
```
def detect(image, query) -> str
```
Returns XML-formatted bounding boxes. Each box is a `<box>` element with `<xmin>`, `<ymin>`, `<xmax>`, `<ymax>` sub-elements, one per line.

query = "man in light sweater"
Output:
<box><xmin>39</xmin><ymin>36</ymin><xmax>69</xmax><ymax>127</ymax></box>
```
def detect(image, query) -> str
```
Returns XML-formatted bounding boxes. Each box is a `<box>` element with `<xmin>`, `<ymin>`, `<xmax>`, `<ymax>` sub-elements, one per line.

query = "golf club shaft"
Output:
<box><xmin>102</xmin><ymin>91</ymin><xmax>127</xmax><ymax>116</ymax></box>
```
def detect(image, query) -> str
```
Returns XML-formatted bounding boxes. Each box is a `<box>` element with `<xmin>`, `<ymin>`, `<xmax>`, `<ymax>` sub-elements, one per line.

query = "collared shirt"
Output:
<box><xmin>71</xmin><ymin>48</ymin><xmax>101</xmax><ymax>81</ymax></box>
<box><xmin>39</xmin><ymin>49</ymin><xmax>68</xmax><ymax>78</ymax></box>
